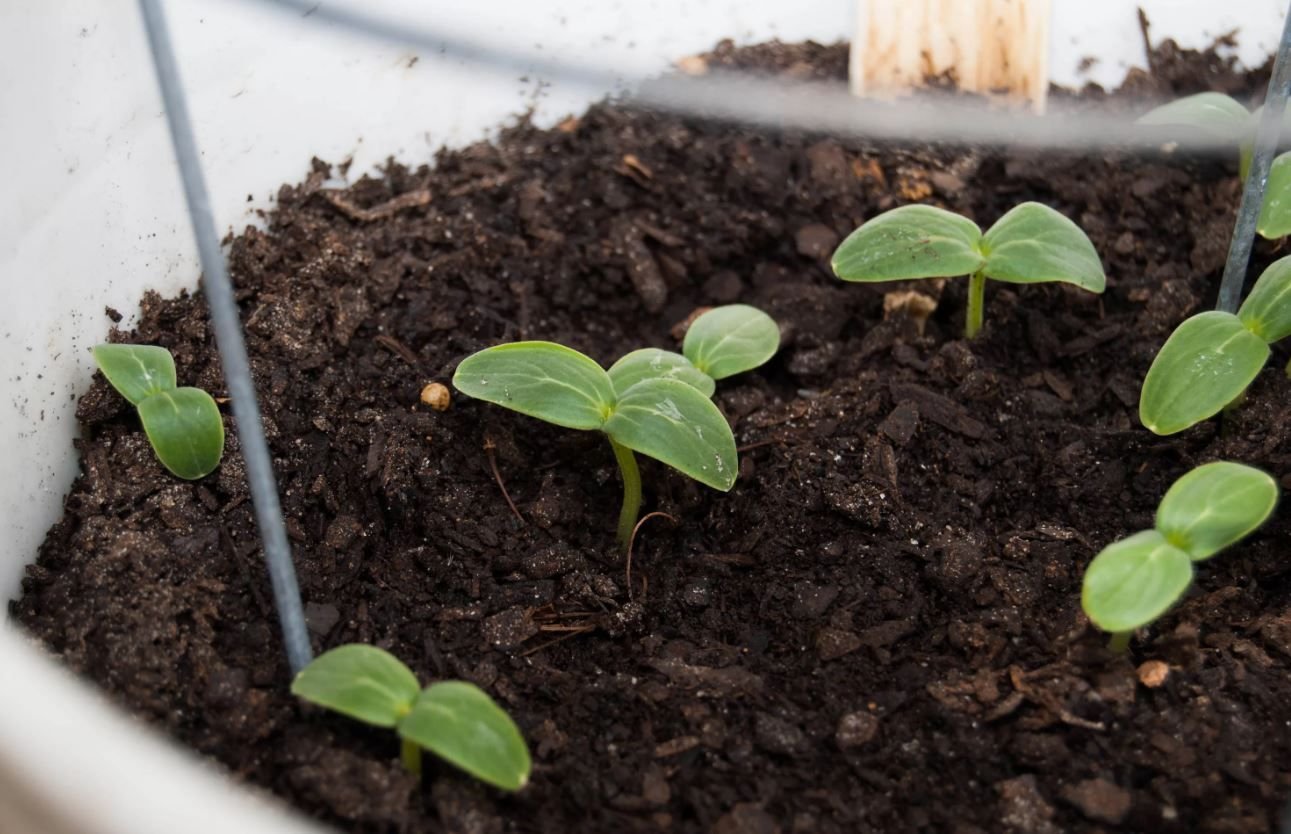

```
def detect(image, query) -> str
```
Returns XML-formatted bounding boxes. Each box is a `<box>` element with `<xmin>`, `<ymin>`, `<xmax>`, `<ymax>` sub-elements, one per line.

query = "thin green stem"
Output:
<box><xmin>401</xmin><ymin>737</ymin><xmax>422</xmax><ymax>776</ymax></box>
<box><xmin>965</xmin><ymin>271</ymin><xmax>987</xmax><ymax>340</ymax></box>
<box><xmin>1107</xmin><ymin>631</ymin><xmax>1132</xmax><ymax>654</ymax></box>
<box><xmin>609</xmin><ymin>437</ymin><xmax>642</xmax><ymax>552</ymax></box>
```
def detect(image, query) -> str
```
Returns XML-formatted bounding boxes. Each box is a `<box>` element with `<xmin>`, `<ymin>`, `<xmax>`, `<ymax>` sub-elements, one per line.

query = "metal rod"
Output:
<box><xmin>252</xmin><ymin>0</ymin><xmax>1240</xmax><ymax>155</ymax></box>
<box><xmin>1216</xmin><ymin>3</ymin><xmax>1291</xmax><ymax>313</ymax></box>
<box><xmin>137</xmin><ymin>0</ymin><xmax>313</xmax><ymax>674</ymax></box>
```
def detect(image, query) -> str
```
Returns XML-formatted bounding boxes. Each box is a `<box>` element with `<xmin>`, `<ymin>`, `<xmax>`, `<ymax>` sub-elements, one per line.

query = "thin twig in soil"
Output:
<box><xmin>520</xmin><ymin>626</ymin><xmax>596</xmax><ymax>657</ymax></box>
<box><xmin>320</xmin><ymin>188</ymin><xmax>432</xmax><ymax>222</ymax></box>
<box><xmin>737</xmin><ymin>437</ymin><xmax>784</xmax><ymax>453</ymax></box>
<box><xmin>484</xmin><ymin>436</ymin><xmax>525</xmax><ymax>524</ymax></box>
<box><xmin>625</xmin><ymin>511</ymin><xmax>677</xmax><ymax>600</ymax></box>
<box><xmin>373</xmin><ymin>333</ymin><xmax>420</xmax><ymax>365</ymax></box>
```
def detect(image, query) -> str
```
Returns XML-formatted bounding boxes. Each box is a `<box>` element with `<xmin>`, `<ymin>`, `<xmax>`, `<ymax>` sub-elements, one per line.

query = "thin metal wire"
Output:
<box><xmin>138</xmin><ymin>0</ymin><xmax>313</xmax><ymax>674</ymax></box>
<box><xmin>252</xmin><ymin>0</ymin><xmax>1242</xmax><ymax>155</ymax></box>
<box><xmin>1217</xmin><ymin>2</ymin><xmax>1291</xmax><ymax>313</ymax></box>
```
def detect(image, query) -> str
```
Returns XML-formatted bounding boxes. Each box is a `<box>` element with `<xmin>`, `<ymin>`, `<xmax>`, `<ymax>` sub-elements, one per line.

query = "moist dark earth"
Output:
<box><xmin>14</xmin><ymin>37</ymin><xmax>1291</xmax><ymax>834</ymax></box>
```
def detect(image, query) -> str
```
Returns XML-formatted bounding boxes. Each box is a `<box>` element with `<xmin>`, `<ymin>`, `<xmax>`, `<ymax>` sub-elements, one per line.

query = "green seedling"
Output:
<box><xmin>830</xmin><ymin>202</ymin><xmax>1105</xmax><ymax>339</ymax></box>
<box><xmin>453</xmin><ymin>305</ymin><xmax>779</xmax><ymax>549</ymax></box>
<box><xmin>291</xmin><ymin>644</ymin><xmax>531</xmax><ymax>790</ymax></box>
<box><xmin>1137</xmin><ymin>92</ymin><xmax>1291</xmax><ymax>237</ymax></box>
<box><xmin>1082</xmin><ymin>462</ymin><xmax>1277</xmax><ymax>651</ymax></box>
<box><xmin>1140</xmin><ymin>255</ymin><xmax>1291</xmax><ymax>435</ymax></box>
<box><xmin>91</xmin><ymin>344</ymin><xmax>225</xmax><ymax>479</ymax></box>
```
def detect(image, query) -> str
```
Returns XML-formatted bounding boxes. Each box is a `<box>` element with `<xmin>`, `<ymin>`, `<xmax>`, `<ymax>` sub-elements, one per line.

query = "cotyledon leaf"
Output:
<box><xmin>980</xmin><ymin>202</ymin><xmax>1106</xmax><ymax>292</ymax></box>
<box><xmin>1237</xmin><ymin>254</ymin><xmax>1291</xmax><ymax>343</ymax></box>
<box><xmin>136</xmin><ymin>387</ymin><xmax>225</xmax><ymax>480</ymax></box>
<box><xmin>92</xmin><ymin>343</ymin><xmax>178</xmax><ymax>405</ymax></box>
<box><xmin>1081</xmin><ymin>530</ymin><xmax>1194</xmax><ymax>633</ymax></box>
<box><xmin>831</xmin><ymin>204</ymin><xmax>984</xmax><ymax>283</ymax></box>
<box><xmin>291</xmin><ymin>645</ymin><xmax>421</xmax><ymax>728</ymax></box>
<box><xmin>604</xmin><ymin>377</ymin><xmax>737</xmax><ymax>491</ymax></box>
<box><xmin>398</xmin><ymin>681</ymin><xmax>532</xmax><ymax>791</ymax></box>
<box><xmin>682</xmin><ymin>305</ymin><xmax>781</xmax><ymax>381</ymax></box>
<box><xmin>452</xmin><ymin>341</ymin><xmax>616</xmax><ymax>431</ymax></box>
<box><xmin>1257</xmin><ymin>154</ymin><xmax>1291</xmax><ymax>240</ymax></box>
<box><xmin>1135</xmin><ymin>92</ymin><xmax>1252</xmax><ymax>144</ymax></box>
<box><xmin>1155</xmin><ymin>461</ymin><xmax>1278</xmax><ymax>561</ymax></box>
<box><xmin>1139</xmin><ymin>312</ymin><xmax>1270</xmax><ymax>436</ymax></box>
<box><xmin>607</xmin><ymin>348</ymin><xmax>715</xmax><ymax>397</ymax></box>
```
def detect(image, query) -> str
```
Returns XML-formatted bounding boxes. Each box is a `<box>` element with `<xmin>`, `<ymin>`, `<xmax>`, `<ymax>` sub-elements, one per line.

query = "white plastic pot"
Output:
<box><xmin>0</xmin><ymin>1</ymin><xmax>1282</xmax><ymax>831</ymax></box>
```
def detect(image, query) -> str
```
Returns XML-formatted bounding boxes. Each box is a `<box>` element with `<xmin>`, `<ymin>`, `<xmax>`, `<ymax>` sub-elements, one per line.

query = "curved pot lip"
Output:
<box><xmin>0</xmin><ymin>625</ymin><xmax>329</xmax><ymax>834</ymax></box>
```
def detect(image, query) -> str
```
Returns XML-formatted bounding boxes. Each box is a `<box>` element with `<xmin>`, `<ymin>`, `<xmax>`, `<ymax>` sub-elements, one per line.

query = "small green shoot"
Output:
<box><xmin>291</xmin><ymin>644</ymin><xmax>532</xmax><ymax>790</ymax></box>
<box><xmin>1139</xmin><ymin>255</ymin><xmax>1291</xmax><ymax>435</ymax></box>
<box><xmin>1081</xmin><ymin>462</ymin><xmax>1277</xmax><ymax>650</ymax></box>
<box><xmin>1137</xmin><ymin>92</ymin><xmax>1291</xmax><ymax>236</ymax></box>
<box><xmin>91</xmin><ymin>344</ymin><xmax>225</xmax><ymax>479</ymax></box>
<box><xmin>830</xmin><ymin>202</ymin><xmax>1105</xmax><ymax>339</ymax></box>
<box><xmin>453</xmin><ymin>305</ymin><xmax>778</xmax><ymax>549</ymax></box>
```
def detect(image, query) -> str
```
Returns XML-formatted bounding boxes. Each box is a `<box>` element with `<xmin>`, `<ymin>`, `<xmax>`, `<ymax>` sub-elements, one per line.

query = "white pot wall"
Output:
<box><xmin>0</xmin><ymin>1</ymin><xmax>1282</xmax><ymax>832</ymax></box>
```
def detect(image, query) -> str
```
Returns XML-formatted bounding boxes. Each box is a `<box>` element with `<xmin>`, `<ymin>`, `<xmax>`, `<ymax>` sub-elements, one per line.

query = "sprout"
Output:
<box><xmin>1137</xmin><ymin>92</ymin><xmax>1291</xmax><ymax>237</ymax></box>
<box><xmin>91</xmin><ymin>344</ymin><xmax>225</xmax><ymax>479</ymax></box>
<box><xmin>1139</xmin><ymin>255</ymin><xmax>1291</xmax><ymax>435</ymax></box>
<box><xmin>291</xmin><ymin>644</ymin><xmax>532</xmax><ymax>790</ymax></box>
<box><xmin>830</xmin><ymin>202</ymin><xmax>1105</xmax><ymax>339</ymax></box>
<box><xmin>452</xmin><ymin>305</ymin><xmax>779</xmax><ymax>549</ymax></box>
<box><xmin>1082</xmin><ymin>462</ymin><xmax>1277</xmax><ymax>651</ymax></box>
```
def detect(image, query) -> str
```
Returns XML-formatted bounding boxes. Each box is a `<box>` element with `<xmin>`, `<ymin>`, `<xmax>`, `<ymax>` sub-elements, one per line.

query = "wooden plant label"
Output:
<box><xmin>850</xmin><ymin>0</ymin><xmax>1051</xmax><ymax>111</ymax></box>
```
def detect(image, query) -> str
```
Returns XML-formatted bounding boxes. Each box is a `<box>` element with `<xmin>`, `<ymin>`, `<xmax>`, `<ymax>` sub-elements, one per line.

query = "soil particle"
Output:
<box><xmin>1060</xmin><ymin>778</ymin><xmax>1134</xmax><ymax>825</ymax></box>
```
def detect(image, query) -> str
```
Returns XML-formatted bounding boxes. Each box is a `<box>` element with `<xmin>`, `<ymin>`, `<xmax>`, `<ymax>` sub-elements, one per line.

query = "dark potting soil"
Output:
<box><xmin>13</xmin><ymin>35</ymin><xmax>1291</xmax><ymax>834</ymax></box>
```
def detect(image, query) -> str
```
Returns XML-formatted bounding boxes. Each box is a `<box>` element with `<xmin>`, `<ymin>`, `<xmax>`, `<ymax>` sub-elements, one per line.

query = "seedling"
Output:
<box><xmin>1139</xmin><ymin>255</ymin><xmax>1291</xmax><ymax>435</ymax></box>
<box><xmin>291</xmin><ymin>644</ymin><xmax>531</xmax><ymax>790</ymax></box>
<box><xmin>1082</xmin><ymin>462</ymin><xmax>1277</xmax><ymax>652</ymax></box>
<box><xmin>91</xmin><ymin>344</ymin><xmax>225</xmax><ymax>479</ymax></box>
<box><xmin>1137</xmin><ymin>92</ymin><xmax>1291</xmax><ymax>237</ymax></box>
<box><xmin>453</xmin><ymin>305</ymin><xmax>779</xmax><ymax>549</ymax></box>
<box><xmin>830</xmin><ymin>202</ymin><xmax>1105</xmax><ymax>339</ymax></box>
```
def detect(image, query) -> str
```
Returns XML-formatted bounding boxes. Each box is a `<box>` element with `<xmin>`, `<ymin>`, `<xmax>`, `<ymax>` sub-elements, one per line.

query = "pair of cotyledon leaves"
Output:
<box><xmin>92</xmin><ymin>344</ymin><xmax>225</xmax><ymax>479</ymax></box>
<box><xmin>1137</xmin><ymin>91</ymin><xmax>1291</xmax><ymax>238</ymax></box>
<box><xmin>830</xmin><ymin>201</ymin><xmax>1105</xmax><ymax>294</ymax></box>
<box><xmin>451</xmin><ymin>305</ymin><xmax>780</xmax><ymax>491</ymax></box>
<box><xmin>1140</xmin><ymin>255</ymin><xmax>1291</xmax><ymax>435</ymax></box>
<box><xmin>1082</xmin><ymin>462</ymin><xmax>1277</xmax><ymax>634</ymax></box>
<box><xmin>292</xmin><ymin>644</ymin><xmax>531</xmax><ymax>791</ymax></box>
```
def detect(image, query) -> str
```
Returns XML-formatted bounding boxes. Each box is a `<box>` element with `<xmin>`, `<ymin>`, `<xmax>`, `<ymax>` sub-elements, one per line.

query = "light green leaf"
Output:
<box><xmin>1081</xmin><ymin>530</ymin><xmax>1194</xmax><ymax>633</ymax></box>
<box><xmin>604</xmin><ymin>377</ymin><xmax>737</xmax><ymax>491</ymax></box>
<box><xmin>1139</xmin><ymin>312</ymin><xmax>1270</xmax><ymax>435</ymax></box>
<box><xmin>1257</xmin><ymin>154</ymin><xmax>1291</xmax><ymax>240</ymax></box>
<box><xmin>831</xmin><ymin>204</ymin><xmax>984</xmax><ymax>283</ymax></box>
<box><xmin>682</xmin><ymin>304</ymin><xmax>781</xmax><ymax>380</ymax></box>
<box><xmin>1238</xmin><ymin>254</ymin><xmax>1291</xmax><ymax>342</ymax></box>
<box><xmin>1155</xmin><ymin>462</ymin><xmax>1278</xmax><ymax>561</ymax></box>
<box><xmin>980</xmin><ymin>202</ymin><xmax>1106</xmax><ymax>292</ymax></box>
<box><xmin>291</xmin><ymin>645</ymin><xmax>421</xmax><ymax>728</ymax></box>
<box><xmin>398</xmin><ymin>681</ymin><xmax>531</xmax><ymax>791</ymax></box>
<box><xmin>92</xmin><ymin>344</ymin><xmax>177</xmax><ymax>405</ymax></box>
<box><xmin>452</xmin><ymin>342</ymin><xmax>615</xmax><ymax>431</ymax></box>
<box><xmin>1136</xmin><ymin>92</ymin><xmax>1252</xmax><ymax>145</ymax></box>
<box><xmin>136</xmin><ymin>387</ymin><xmax>225</xmax><ymax>479</ymax></box>
<box><xmin>608</xmin><ymin>349</ymin><xmax>715</xmax><ymax>397</ymax></box>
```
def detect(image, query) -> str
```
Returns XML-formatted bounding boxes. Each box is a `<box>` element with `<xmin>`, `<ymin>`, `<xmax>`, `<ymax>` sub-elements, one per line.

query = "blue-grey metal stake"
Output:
<box><xmin>1216</xmin><ymin>3</ymin><xmax>1291</xmax><ymax>313</ymax></box>
<box><xmin>137</xmin><ymin>0</ymin><xmax>312</xmax><ymax>674</ymax></box>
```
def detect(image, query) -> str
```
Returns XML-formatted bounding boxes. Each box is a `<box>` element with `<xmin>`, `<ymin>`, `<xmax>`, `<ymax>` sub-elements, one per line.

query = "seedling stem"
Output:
<box><xmin>966</xmin><ymin>270</ymin><xmax>987</xmax><ymax>339</ymax></box>
<box><xmin>610</xmin><ymin>437</ymin><xmax>643</xmax><ymax>550</ymax></box>
<box><xmin>1107</xmin><ymin>631</ymin><xmax>1132</xmax><ymax>654</ymax></box>
<box><xmin>401</xmin><ymin>738</ymin><xmax>422</xmax><ymax>776</ymax></box>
